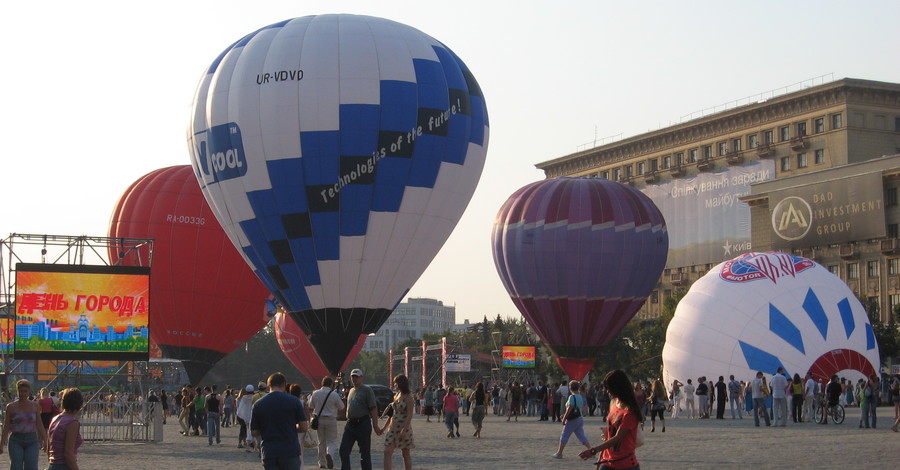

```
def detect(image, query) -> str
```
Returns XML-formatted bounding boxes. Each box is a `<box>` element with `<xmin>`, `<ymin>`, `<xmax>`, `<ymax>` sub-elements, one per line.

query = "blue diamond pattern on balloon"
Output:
<box><xmin>768</xmin><ymin>304</ymin><xmax>805</xmax><ymax>354</ymax></box>
<box><xmin>801</xmin><ymin>288</ymin><xmax>828</xmax><ymax>340</ymax></box>
<box><xmin>837</xmin><ymin>297</ymin><xmax>855</xmax><ymax>339</ymax></box>
<box><xmin>739</xmin><ymin>341</ymin><xmax>786</xmax><ymax>375</ymax></box>
<box><xmin>865</xmin><ymin>323</ymin><xmax>876</xmax><ymax>350</ymax></box>
<box><xmin>235</xmin><ymin>44</ymin><xmax>486</xmax><ymax>309</ymax></box>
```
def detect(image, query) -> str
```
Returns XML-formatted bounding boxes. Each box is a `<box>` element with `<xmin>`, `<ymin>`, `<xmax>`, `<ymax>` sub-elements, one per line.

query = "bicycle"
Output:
<box><xmin>813</xmin><ymin>395</ymin><xmax>844</xmax><ymax>424</ymax></box>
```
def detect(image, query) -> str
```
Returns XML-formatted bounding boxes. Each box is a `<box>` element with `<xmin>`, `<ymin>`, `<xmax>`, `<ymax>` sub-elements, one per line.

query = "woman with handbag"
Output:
<box><xmin>551</xmin><ymin>381</ymin><xmax>591</xmax><ymax>459</ymax></box>
<box><xmin>648</xmin><ymin>379</ymin><xmax>667</xmax><ymax>432</ymax></box>
<box><xmin>383</xmin><ymin>374</ymin><xmax>415</xmax><ymax>470</ymax></box>
<box><xmin>579</xmin><ymin>370</ymin><xmax>643</xmax><ymax>470</ymax></box>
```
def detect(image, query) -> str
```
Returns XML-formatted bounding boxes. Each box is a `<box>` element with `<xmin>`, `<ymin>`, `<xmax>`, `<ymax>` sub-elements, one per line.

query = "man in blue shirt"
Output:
<box><xmin>251</xmin><ymin>372</ymin><xmax>308</xmax><ymax>470</ymax></box>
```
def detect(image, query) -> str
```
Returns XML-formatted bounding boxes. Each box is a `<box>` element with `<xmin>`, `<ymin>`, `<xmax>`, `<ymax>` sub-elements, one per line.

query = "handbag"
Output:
<box><xmin>310</xmin><ymin>389</ymin><xmax>334</xmax><ymax>431</ymax></box>
<box><xmin>635</xmin><ymin>425</ymin><xmax>645</xmax><ymax>448</ymax></box>
<box><xmin>302</xmin><ymin>430</ymin><xmax>318</xmax><ymax>449</ymax></box>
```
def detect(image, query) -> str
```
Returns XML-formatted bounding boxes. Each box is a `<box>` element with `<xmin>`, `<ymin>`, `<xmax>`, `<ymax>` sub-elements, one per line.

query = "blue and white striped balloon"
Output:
<box><xmin>187</xmin><ymin>15</ymin><xmax>488</xmax><ymax>374</ymax></box>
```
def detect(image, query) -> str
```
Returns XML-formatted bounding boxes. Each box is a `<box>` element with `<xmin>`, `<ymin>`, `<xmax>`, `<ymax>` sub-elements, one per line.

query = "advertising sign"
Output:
<box><xmin>502</xmin><ymin>345</ymin><xmax>536</xmax><ymax>368</ymax></box>
<box><xmin>641</xmin><ymin>159</ymin><xmax>775</xmax><ymax>267</ymax></box>
<box><xmin>445</xmin><ymin>354</ymin><xmax>471</xmax><ymax>373</ymax></box>
<box><xmin>14</xmin><ymin>263</ymin><xmax>150</xmax><ymax>360</ymax></box>
<box><xmin>768</xmin><ymin>173</ymin><xmax>885</xmax><ymax>250</ymax></box>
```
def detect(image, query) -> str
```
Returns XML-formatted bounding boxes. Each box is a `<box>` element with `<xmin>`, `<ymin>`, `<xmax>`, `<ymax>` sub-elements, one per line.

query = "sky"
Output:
<box><xmin>2</xmin><ymin>0</ymin><xmax>899</xmax><ymax>325</ymax></box>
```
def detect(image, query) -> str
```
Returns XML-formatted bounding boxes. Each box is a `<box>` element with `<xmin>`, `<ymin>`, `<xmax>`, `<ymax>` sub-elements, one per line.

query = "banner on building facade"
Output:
<box><xmin>768</xmin><ymin>173</ymin><xmax>885</xmax><ymax>250</ymax></box>
<box><xmin>641</xmin><ymin>159</ymin><xmax>775</xmax><ymax>268</ymax></box>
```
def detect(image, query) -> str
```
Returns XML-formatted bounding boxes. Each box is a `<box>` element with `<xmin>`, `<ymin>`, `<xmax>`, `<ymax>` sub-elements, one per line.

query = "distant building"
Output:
<box><xmin>363</xmin><ymin>297</ymin><xmax>456</xmax><ymax>353</ymax></box>
<box><xmin>451</xmin><ymin>319</ymin><xmax>473</xmax><ymax>334</ymax></box>
<box><xmin>536</xmin><ymin>78</ymin><xmax>900</xmax><ymax>322</ymax></box>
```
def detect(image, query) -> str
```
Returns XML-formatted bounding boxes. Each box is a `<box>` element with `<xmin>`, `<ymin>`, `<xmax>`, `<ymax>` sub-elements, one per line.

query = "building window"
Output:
<box><xmin>612</xmin><ymin>168</ymin><xmax>621</xmax><ymax>181</ymax></box>
<box><xmin>847</xmin><ymin>263</ymin><xmax>859</xmax><ymax>279</ymax></box>
<box><xmin>890</xmin><ymin>295</ymin><xmax>900</xmax><ymax>319</ymax></box>
<box><xmin>889</xmin><ymin>223</ymin><xmax>899</xmax><ymax>239</ymax></box>
<box><xmin>797</xmin><ymin>153</ymin><xmax>807</xmax><ymax>168</ymax></box>
<box><xmin>895</xmin><ymin>117</ymin><xmax>900</xmax><ymax>132</ymax></box>
<box><xmin>814</xmin><ymin>117</ymin><xmax>825</xmax><ymax>133</ymax></box>
<box><xmin>868</xmin><ymin>260</ymin><xmax>880</xmax><ymax>277</ymax></box>
<box><xmin>779</xmin><ymin>126</ymin><xmax>790</xmax><ymax>142</ymax></box>
<box><xmin>780</xmin><ymin>156</ymin><xmax>791</xmax><ymax>171</ymax></box>
<box><xmin>649</xmin><ymin>158</ymin><xmax>658</xmax><ymax>172</ymax></box>
<box><xmin>827</xmin><ymin>265</ymin><xmax>840</xmax><ymax>277</ymax></box>
<box><xmin>601</xmin><ymin>170</ymin><xmax>609</xmax><ymax>179</ymax></box>
<box><xmin>637</xmin><ymin>162</ymin><xmax>645</xmax><ymax>175</ymax></box>
<box><xmin>889</xmin><ymin>258</ymin><xmax>900</xmax><ymax>275</ymax></box>
<box><xmin>764</xmin><ymin>130</ymin><xmax>774</xmax><ymax>144</ymax></box>
<box><xmin>687</xmin><ymin>149</ymin><xmax>697</xmax><ymax>163</ymax></box>
<box><xmin>886</xmin><ymin>187</ymin><xmax>898</xmax><ymax>206</ymax></box>
<box><xmin>732</xmin><ymin>138</ymin><xmax>742</xmax><ymax>152</ymax></box>
<box><xmin>748</xmin><ymin>134</ymin><xmax>758</xmax><ymax>149</ymax></box>
<box><xmin>831</xmin><ymin>113</ymin><xmax>842</xmax><ymax>129</ymax></box>
<box><xmin>676</xmin><ymin>152</ymin><xmax>685</xmax><ymax>165</ymax></box>
<box><xmin>703</xmin><ymin>146</ymin><xmax>712</xmax><ymax>160</ymax></box>
<box><xmin>624</xmin><ymin>165</ymin><xmax>633</xmax><ymax>178</ymax></box>
<box><xmin>717</xmin><ymin>142</ymin><xmax>727</xmax><ymax>156</ymax></box>
<box><xmin>650</xmin><ymin>291</ymin><xmax>659</xmax><ymax>304</ymax></box>
<box><xmin>662</xmin><ymin>156</ymin><xmax>671</xmax><ymax>169</ymax></box>
<box><xmin>796</xmin><ymin>122</ymin><xmax>807</xmax><ymax>137</ymax></box>
<box><xmin>814</xmin><ymin>149</ymin><xmax>825</xmax><ymax>164</ymax></box>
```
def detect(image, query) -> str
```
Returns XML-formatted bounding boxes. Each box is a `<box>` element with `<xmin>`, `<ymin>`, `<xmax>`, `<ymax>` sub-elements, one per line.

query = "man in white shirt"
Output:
<box><xmin>803</xmin><ymin>372</ymin><xmax>817</xmax><ymax>423</ymax></box>
<box><xmin>682</xmin><ymin>379</ymin><xmax>696</xmax><ymax>419</ymax></box>
<box><xmin>751</xmin><ymin>371</ymin><xmax>771</xmax><ymax>427</ymax></box>
<box><xmin>770</xmin><ymin>368</ymin><xmax>788</xmax><ymax>426</ymax></box>
<box><xmin>308</xmin><ymin>377</ymin><xmax>346</xmax><ymax>469</ymax></box>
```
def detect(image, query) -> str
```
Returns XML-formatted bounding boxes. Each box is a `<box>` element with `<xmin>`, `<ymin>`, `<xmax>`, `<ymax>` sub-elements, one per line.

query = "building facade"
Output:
<box><xmin>536</xmin><ymin>78</ymin><xmax>900</xmax><ymax>322</ymax></box>
<box><xmin>363</xmin><ymin>297</ymin><xmax>456</xmax><ymax>353</ymax></box>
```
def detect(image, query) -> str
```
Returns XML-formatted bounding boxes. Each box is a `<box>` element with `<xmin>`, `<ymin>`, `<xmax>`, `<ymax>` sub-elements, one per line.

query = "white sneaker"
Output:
<box><xmin>551</xmin><ymin>453</ymin><xmax>562</xmax><ymax>459</ymax></box>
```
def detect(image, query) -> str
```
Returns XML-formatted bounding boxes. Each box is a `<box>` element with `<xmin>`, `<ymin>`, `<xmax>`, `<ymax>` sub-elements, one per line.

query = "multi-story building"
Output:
<box><xmin>363</xmin><ymin>297</ymin><xmax>456</xmax><ymax>353</ymax></box>
<box><xmin>536</xmin><ymin>78</ymin><xmax>900</xmax><ymax>322</ymax></box>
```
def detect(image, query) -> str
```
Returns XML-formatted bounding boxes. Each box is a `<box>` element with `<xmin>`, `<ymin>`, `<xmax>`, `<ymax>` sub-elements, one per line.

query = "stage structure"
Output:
<box><xmin>389</xmin><ymin>338</ymin><xmax>493</xmax><ymax>390</ymax></box>
<box><xmin>0</xmin><ymin>234</ymin><xmax>163</xmax><ymax>442</ymax></box>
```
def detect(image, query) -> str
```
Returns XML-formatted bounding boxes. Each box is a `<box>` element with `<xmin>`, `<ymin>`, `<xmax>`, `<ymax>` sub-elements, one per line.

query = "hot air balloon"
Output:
<box><xmin>662</xmin><ymin>252</ymin><xmax>880</xmax><ymax>387</ymax></box>
<box><xmin>492</xmin><ymin>177</ymin><xmax>668</xmax><ymax>380</ymax></box>
<box><xmin>109</xmin><ymin>165</ymin><xmax>271</xmax><ymax>383</ymax></box>
<box><xmin>187</xmin><ymin>15</ymin><xmax>488</xmax><ymax>374</ymax></box>
<box><xmin>273</xmin><ymin>312</ymin><xmax>366</xmax><ymax>385</ymax></box>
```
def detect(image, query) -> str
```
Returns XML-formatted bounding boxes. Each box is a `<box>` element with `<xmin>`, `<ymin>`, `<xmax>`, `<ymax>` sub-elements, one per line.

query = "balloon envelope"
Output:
<box><xmin>492</xmin><ymin>177</ymin><xmax>668</xmax><ymax>380</ymax></box>
<box><xmin>662</xmin><ymin>252</ymin><xmax>880</xmax><ymax>386</ymax></box>
<box><xmin>273</xmin><ymin>312</ymin><xmax>365</xmax><ymax>385</ymax></box>
<box><xmin>187</xmin><ymin>15</ymin><xmax>488</xmax><ymax>374</ymax></box>
<box><xmin>109</xmin><ymin>165</ymin><xmax>271</xmax><ymax>383</ymax></box>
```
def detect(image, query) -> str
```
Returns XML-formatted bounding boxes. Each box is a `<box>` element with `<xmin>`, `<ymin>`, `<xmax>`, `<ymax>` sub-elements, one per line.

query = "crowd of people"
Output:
<box><xmin>661</xmin><ymin>371</ymin><xmax>900</xmax><ymax>430</ymax></box>
<box><xmin>2</xmin><ymin>368</ymin><xmax>897</xmax><ymax>470</ymax></box>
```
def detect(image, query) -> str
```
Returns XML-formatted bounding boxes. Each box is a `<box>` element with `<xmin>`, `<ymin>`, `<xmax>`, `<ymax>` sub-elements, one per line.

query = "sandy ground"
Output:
<box><xmin>3</xmin><ymin>407</ymin><xmax>897</xmax><ymax>469</ymax></box>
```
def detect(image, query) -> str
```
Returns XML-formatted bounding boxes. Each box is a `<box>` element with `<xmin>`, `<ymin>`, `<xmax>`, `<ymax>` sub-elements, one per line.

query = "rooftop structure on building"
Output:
<box><xmin>536</xmin><ymin>77</ymin><xmax>900</xmax><ymax>322</ymax></box>
<box><xmin>363</xmin><ymin>297</ymin><xmax>456</xmax><ymax>353</ymax></box>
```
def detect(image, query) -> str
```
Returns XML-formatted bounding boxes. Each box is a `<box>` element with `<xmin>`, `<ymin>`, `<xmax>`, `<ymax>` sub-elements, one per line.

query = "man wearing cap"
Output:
<box><xmin>237</xmin><ymin>384</ymin><xmax>255</xmax><ymax>450</ymax></box>
<box><xmin>309</xmin><ymin>376</ymin><xmax>345</xmax><ymax>469</ymax></box>
<box><xmin>251</xmin><ymin>372</ymin><xmax>308</xmax><ymax>470</ymax></box>
<box><xmin>339</xmin><ymin>369</ymin><xmax>382</xmax><ymax>470</ymax></box>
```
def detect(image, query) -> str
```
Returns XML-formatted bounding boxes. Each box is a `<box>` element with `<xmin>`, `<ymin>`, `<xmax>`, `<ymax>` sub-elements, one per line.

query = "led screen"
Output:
<box><xmin>14</xmin><ymin>263</ymin><xmax>150</xmax><ymax>360</ymax></box>
<box><xmin>502</xmin><ymin>345</ymin><xmax>536</xmax><ymax>368</ymax></box>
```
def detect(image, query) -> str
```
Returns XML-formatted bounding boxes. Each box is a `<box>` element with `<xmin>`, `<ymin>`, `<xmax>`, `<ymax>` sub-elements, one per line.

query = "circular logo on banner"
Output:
<box><xmin>771</xmin><ymin>196</ymin><xmax>813</xmax><ymax>241</ymax></box>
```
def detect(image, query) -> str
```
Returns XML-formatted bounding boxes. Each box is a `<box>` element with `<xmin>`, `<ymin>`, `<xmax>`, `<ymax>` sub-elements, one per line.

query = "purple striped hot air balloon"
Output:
<box><xmin>492</xmin><ymin>177</ymin><xmax>668</xmax><ymax>380</ymax></box>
